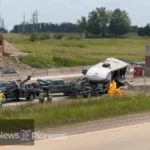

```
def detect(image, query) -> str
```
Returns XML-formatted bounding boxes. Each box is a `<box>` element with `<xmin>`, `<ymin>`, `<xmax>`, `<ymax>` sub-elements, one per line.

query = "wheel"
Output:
<box><xmin>26</xmin><ymin>93</ymin><xmax>35</xmax><ymax>101</ymax></box>
<box><xmin>63</xmin><ymin>92</ymin><xmax>70</xmax><ymax>96</ymax></box>
<box><xmin>16</xmin><ymin>96</ymin><xmax>20</xmax><ymax>101</ymax></box>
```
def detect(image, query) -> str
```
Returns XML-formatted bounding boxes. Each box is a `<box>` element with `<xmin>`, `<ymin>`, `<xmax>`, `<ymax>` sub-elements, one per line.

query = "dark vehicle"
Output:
<box><xmin>0</xmin><ymin>76</ymin><xmax>36</xmax><ymax>102</ymax></box>
<box><xmin>69</xmin><ymin>76</ymin><xmax>110</xmax><ymax>98</ymax></box>
<box><xmin>70</xmin><ymin>58</ymin><xmax>131</xmax><ymax>98</ymax></box>
<box><xmin>0</xmin><ymin>68</ymin><xmax>17</xmax><ymax>75</ymax></box>
<box><xmin>36</xmin><ymin>79</ymin><xmax>72</xmax><ymax>96</ymax></box>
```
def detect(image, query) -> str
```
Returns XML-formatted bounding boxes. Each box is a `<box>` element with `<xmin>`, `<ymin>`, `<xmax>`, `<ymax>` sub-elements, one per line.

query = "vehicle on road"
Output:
<box><xmin>0</xmin><ymin>76</ymin><xmax>37</xmax><ymax>102</ymax></box>
<box><xmin>0</xmin><ymin>68</ymin><xmax>17</xmax><ymax>75</ymax></box>
<box><xmin>71</xmin><ymin>58</ymin><xmax>130</xmax><ymax>98</ymax></box>
<box><xmin>36</xmin><ymin>79</ymin><xmax>72</xmax><ymax>96</ymax></box>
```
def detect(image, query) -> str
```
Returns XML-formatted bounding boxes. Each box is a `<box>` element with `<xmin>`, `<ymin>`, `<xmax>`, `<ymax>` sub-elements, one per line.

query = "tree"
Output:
<box><xmin>131</xmin><ymin>26</ymin><xmax>138</xmax><ymax>32</ymax></box>
<box><xmin>87</xmin><ymin>7</ymin><xmax>111</xmax><ymax>36</ymax></box>
<box><xmin>137</xmin><ymin>27</ymin><xmax>145</xmax><ymax>36</ymax></box>
<box><xmin>77</xmin><ymin>16</ymin><xmax>87</xmax><ymax>33</ymax></box>
<box><xmin>109</xmin><ymin>8</ymin><xmax>131</xmax><ymax>37</ymax></box>
<box><xmin>144</xmin><ymin>23</ymin><xmax>150</xmax><ymax>36</ymax></box>
<box><xmin>11</xmin><ymin>22</ymin><xmax>79</xmax><ymax>33</ymax></box>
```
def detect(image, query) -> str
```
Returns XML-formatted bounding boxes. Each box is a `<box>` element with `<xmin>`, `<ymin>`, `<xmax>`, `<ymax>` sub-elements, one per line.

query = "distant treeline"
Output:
<box><xmin>0</xmin><ymin>28</ymin><xmax>8</xmax><ymax>33</ymax></box>
<box><xmin>137</xmin><ymin>24</ymin><xmax>150</xmax><ymax>36</ymax></box>
<box><xmin>9</xmin><ymin>7</ymin><xmax>149</xmax><ymax>37</ymax></box>
<box><xmin>11</xmin><ymin>22</ymin><xmax>79</xmax><ymax>33</ymax></box>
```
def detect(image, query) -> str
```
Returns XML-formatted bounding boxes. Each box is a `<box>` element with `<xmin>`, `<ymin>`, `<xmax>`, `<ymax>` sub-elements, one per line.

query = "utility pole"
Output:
<box><xmin>31</xmin><ymin>12</ymin><xmax>36</xmax><ymax>33</ymax></box>
<box><xmin>35</xmin><ymin>10</ymin><xmax>39</xmax><ymax>33</ymax></box>
<box><xmin>23</xmin><ymin>12</ymin><xmax>26</xmax><ymax>33</ymax></box>
<box><xmin>2</xmin><ymin>18</ymin><xmax>4</xmax><ymax>29</ymax></box>
<box><xmin>0</xmin><ymin>16</ymin><xmax>1</xmax><ymax>28</ymax></box>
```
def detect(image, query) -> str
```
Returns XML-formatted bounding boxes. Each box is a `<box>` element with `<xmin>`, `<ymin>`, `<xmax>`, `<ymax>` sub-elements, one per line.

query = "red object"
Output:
<box><xmin>145</xmin><ymin>56</ymin><xmax>150</xmax><ymax>67</ymax></box>
<box><xmin>134</xmin><ymin>67</ymin><xmax>143</xmax><ymax>77</ymax></box>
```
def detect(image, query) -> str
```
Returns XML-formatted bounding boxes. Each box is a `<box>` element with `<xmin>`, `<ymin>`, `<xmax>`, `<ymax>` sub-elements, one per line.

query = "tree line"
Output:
<box><xmin>11</xmin><ymin>22</ymin><xmax>78</xmax><ymax>33</ymax></box>
<box><xmin>9</xmin><ymin>7</ymin><xmax>149</xmax><ymax>37</ymax></box>
<box><xmin>137</xmin><ymin>24</ymin><xmax>150</xmax><ymax>36</ymax></box>
<box><xmin>77</xmin><ymin>7</ymin><xmax>132</xmax><ymax>37</ymax></box>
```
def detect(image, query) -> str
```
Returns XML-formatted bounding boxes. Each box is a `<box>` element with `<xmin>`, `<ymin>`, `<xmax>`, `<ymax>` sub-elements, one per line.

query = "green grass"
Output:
<box><xmin>1</xmin><ymin>95</ymin><xmax>150</xmax><ymax>130</ymax></box>
<box><xmin>4</xmin><ymin>33</ymin><xmax>150</xmax><ymax>68</ymax></box>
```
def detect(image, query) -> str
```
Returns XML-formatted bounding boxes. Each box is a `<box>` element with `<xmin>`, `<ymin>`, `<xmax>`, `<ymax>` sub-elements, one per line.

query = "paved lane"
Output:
<box><xmin>3</xmin><ymin>93</ymin><xmax>69</xmax><ymax>107</ymax></box>
<box><xmin>1</xmin><ymin>122</ymin><xmax>150</xmax><ymax>150</ymax></box>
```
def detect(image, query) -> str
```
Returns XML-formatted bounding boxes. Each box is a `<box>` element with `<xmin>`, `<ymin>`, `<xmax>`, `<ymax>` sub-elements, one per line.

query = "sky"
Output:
<box><xmin>1</xmin><ymin>0</ymin><xmax>150</xmax><ymax>30</ymax></box>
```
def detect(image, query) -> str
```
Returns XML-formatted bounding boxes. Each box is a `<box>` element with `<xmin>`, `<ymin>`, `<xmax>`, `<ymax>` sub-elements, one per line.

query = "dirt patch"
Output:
<box><xmin>0</xmin><ymin>41</ymin><xmax>30</xmax><ymax>69</ymax></box>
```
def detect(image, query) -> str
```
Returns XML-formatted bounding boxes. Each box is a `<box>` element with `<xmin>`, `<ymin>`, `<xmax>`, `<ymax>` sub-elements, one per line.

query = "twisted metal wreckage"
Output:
<box><xmin>70</xmin><ymin>57</ymin><xmax>144</xmax><ymax>98</ymax></box>
<box><xmin>0</xmin><ymin>57</ymin><xmax>145</xmax><ymax>101</ymax></box>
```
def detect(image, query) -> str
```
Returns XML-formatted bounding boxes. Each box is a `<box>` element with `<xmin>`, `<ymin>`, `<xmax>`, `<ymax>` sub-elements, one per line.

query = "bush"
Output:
<box><xmin>39</xmin><ymin>34</ymin><xmax>49</xmax><ymax>40</ymax></box>
<box><xmin>54</xmin><ymin>34</ymin><xmax>63</xmax><ymax>39</ymax></box>
<box><xmin>68</xmin><ymin>35</ymin><xmax>81</xmax><ymax>40</ymax></box>
<box><xmin>30</xmin><ymin>34</ymin><xmax>39</xmax><ymax>42</ymax></box>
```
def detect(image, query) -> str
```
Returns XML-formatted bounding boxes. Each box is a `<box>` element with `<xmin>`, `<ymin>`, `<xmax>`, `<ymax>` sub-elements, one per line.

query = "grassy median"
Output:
<box><xmin>4</xmin><ymin>33</ymin><xmax>147</xmax><ymax>68</ymax></box>
<box><xmin>0</xmin><ymin>95</ymin><xmax>150</xmax><ymax>130</ymax></box>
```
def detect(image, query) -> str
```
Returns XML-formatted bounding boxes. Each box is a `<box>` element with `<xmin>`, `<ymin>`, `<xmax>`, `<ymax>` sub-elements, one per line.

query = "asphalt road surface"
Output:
<box><xmin>3</xmin><ymin>93</ymin><xmax>68</xmax><ymax>107</ymax></box>
<box><xmin>0</xmin><ymin>122</ymin><xmax>150</xmax><ymax>150</ymax></box>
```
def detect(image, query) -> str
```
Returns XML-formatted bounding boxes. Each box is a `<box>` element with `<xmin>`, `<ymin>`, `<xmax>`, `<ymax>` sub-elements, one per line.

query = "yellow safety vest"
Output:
<box><xmin>48</xmin><ymin>93</ymin><xmax>52</xmax><ymax>98</ymax></box>
<box><xmin>39</xmin><ymin>93</ymin><xmax>44</xmax><ymax>100</ymax></box>
<box><xmin>0</xmin><ymin>93</ymin><xmax>3</xmax><ymax>103</ymax></box>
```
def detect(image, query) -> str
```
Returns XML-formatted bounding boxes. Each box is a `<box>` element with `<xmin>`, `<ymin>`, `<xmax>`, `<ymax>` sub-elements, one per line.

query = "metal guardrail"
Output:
<box><xmin>0</xmin><ymin>66</ymin><xmax>91</xmax><ymax>81</ymax></box>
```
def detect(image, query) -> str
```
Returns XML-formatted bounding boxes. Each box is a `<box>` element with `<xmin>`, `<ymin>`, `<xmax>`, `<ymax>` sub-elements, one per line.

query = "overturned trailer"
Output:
<box><xmin>71</xmin><ymin>58</ymin><xmax>130</xmax><ymax>98</ymax></box>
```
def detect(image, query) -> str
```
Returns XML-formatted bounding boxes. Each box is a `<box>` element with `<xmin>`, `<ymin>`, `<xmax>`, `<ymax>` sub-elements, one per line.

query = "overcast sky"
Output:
<box><xmin>1</xmin><ymin>0</ymin><xmax>150</xmax><ymax>30</ymax></box>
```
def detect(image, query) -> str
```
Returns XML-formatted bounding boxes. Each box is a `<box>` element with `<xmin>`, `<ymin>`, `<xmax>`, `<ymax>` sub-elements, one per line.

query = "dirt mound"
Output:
<box><xmin>0</xmin><ymin>41</ymin><xmax>30</xmax><ymax>69</ymax></box>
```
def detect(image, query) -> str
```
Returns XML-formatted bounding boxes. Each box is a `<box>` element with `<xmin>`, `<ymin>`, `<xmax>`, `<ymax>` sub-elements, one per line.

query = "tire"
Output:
<box><xmin>63</xmin><ymin>92</ymin><xmax>70</xmax><ymax>96</ymax></box>
<box><xmin>16</xmin><ymin>96</ymin><xmax>20</xmax><ymax>101</ymax></box>
<box><xmin>26</xmin><ymin>93</ymin><xmax>35</xmax><ymax>101</ymax></box>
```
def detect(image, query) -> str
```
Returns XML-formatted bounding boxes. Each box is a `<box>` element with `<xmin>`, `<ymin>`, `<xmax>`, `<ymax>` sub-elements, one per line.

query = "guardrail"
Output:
<box><xmin>0</xmin><ymin>66</ymin><xmax>91</xmax><ymax>81</ymax></box>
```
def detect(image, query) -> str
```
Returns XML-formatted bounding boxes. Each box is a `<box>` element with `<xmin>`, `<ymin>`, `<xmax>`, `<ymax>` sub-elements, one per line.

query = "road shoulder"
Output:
<box><xmin>38</xmin><ymin>112</ymin><xmax>150</xmax><ymax>137</ymax></box>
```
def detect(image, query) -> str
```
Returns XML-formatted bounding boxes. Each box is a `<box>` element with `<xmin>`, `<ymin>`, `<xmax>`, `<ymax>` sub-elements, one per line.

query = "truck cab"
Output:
<box><xmin>0</xmin><ymin>76</ymin><xmax>36</xmax><ymax>102</ymax></box>
<box><xmin>37</xmin><ymin>79</ymin><xmax>72</xmax><ymax>96</ymax></box>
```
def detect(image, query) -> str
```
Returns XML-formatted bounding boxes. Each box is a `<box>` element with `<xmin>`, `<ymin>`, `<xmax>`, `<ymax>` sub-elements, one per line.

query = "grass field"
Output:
<box><xmin>4</xmin><ymin>33</ymin><xmax>150</xmax><ymax>68</ymax></box>
<box><xmin>1</xmin><ymin>95</ymin><xmax>150</xmax><ymax>130</ymax></box>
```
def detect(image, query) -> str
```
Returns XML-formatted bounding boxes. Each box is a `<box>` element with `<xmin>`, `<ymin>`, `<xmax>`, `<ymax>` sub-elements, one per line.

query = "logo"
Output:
<box><xmin>19</xmin><ymin>130</ymin><xmax>33</xmax><ymax>141</ymax></box>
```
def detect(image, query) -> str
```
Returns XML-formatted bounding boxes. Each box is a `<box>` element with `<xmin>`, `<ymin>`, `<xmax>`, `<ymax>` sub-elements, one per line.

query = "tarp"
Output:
<box><xmin>108</xmin><ymin>80</ymin><xmax>126</xmax><ymax>96</ymax></box>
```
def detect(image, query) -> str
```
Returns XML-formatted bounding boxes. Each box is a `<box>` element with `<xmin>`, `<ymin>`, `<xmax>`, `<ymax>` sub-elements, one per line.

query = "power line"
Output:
<box><xmin>35</xmin><ymin>10</ymin><xmax>39</xmax><ymax>33</ymax></box>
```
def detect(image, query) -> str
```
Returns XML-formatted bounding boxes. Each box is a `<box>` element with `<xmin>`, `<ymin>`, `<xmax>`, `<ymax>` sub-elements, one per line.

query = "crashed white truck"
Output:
<box><xmin>70</xmin><ymin>58</ymin><xmax>130</xmax><ymax>98</ymax></box>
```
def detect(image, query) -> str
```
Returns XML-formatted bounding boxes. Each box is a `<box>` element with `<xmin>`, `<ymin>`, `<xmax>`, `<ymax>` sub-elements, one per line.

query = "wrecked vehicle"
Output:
<box><xmin>0</xmin><ymin>76</ymin><xmax>37</xmax><ymax>102</ymax></box>
<box><xmin>33</xmin><ymin>79</ymin><xmax>72</xmax><ymax>96</ymax></box>
<box><xmin>71</xmin><ymin>58</ymin><xmax>130</xmax><ymax>98</ymax></box>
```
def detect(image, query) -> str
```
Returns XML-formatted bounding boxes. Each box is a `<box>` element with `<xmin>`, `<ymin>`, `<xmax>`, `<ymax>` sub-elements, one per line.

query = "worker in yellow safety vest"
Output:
<box><xmin>0</xmin><ymin>91</ymin><xmax>5</xmax><ymax>106</ymax></box>
<box><xmin>48</xmin><ymin>91</ymin><xmax>52</xmax><ymax>103</ymax></box>
<box><xmin>39</xmin><ymin>90</ymin><xmax>44</xmax><ymax>104</ymax></box>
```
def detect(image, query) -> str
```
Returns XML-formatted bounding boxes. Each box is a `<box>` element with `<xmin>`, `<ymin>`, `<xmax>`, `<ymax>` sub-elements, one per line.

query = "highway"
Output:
<box><xmin>0</xmin><ymin>122</ymin><xmax>150</xmax><ymax>150</ymax></box>
<box><xmin>2</xmin><ymin>74</ymin><xmax>83</xmax><ymax>107</ymax></box>
<box><xmin>3</xmin><ymin>93</ymin><xmax>68</xmax><ymax>107</ymax></box>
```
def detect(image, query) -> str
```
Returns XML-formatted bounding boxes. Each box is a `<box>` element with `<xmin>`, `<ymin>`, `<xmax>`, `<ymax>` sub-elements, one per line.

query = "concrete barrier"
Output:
<box><xmin>33</xmin><ymin>69</ymin><xmax>48</xmax><ymax>77</ymax></box>
<box><xmin>0</xmin><ymin>65</ymin><xmax>91</xmax><ymax>81</ymax></box>
<box><xmin>59</xmin><ymin>67</ymin><xmax>74</xmax><ymax>75</ymax></box>
<box><xmin>2</xmin><ymin>74</ymin><xmax>19</xmax><ymax>81</ymax></box>
<box><xmin>48</xmin><ymin>68</ymin><xmax>60</xmax><ymax>76</ymax></box>
<box><xmin>19</xmin><ymin>71</ymin><xmax>33</xmax><ymax>77</ymax></box>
